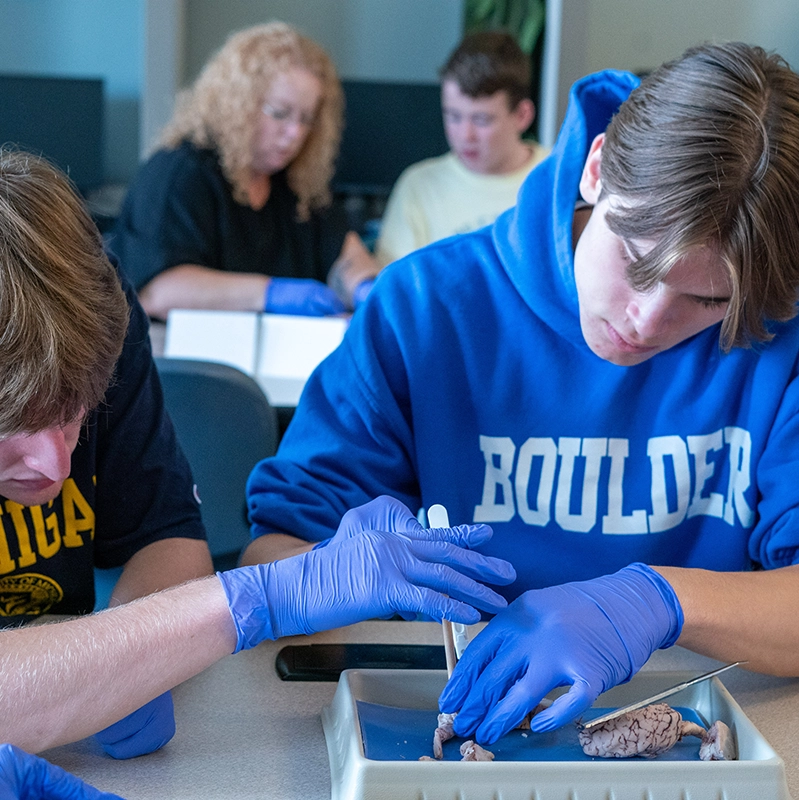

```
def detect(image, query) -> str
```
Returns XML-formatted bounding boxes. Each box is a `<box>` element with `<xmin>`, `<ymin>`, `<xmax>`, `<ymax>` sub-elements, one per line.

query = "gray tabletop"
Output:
<box><xmin>44</xmin><ymin>621</ymin><xmax>799</xmax><ymax>799</ymax></box>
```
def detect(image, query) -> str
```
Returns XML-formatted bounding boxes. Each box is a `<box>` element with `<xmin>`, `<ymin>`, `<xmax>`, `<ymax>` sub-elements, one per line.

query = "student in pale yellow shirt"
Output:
<box><xmin>376</xmin><ymin>30</ymin><xmax>550</xmax><ymax>267</ymax></box>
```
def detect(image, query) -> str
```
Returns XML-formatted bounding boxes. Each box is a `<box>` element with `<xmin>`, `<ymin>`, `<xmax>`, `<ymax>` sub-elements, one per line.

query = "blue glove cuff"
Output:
<box><xmin>264</xmin><ymin>277</ymin><xmax>347</xmax><ymax>316</ymax></box>
<box><xmin>217</xmin><ymin>567</ymin><xmax>277</xmax><ymax>653</ymax></box>
<box><xmin>626</xmin><ymin>562</ymin><xmax>684</xmax><ymax>648</ymax></box>
<box><xmin>94</xmin><ymin>692</ymin><xmax>175</xmax><ymax>759</ymax></box>
<box><xmin>263</xmin><ymin>280</ymin><xmax>273</xmax><ymax>312</ymax></box>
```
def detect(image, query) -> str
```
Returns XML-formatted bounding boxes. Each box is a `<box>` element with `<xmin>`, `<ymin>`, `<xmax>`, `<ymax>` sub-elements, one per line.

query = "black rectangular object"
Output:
<box><xmin>275</xmin><ymin>643</ymin><xmax>447</xmax><ymax>681</ymax></box>
<box><xmin>0</xmin><ymin>74</ymin><xmax>104</xmax><ymax>193</ymax></box>
<box><xmin>333</xmin><ymin>80</ymin><xmax>447</xmax><ymax>197</ymax></box>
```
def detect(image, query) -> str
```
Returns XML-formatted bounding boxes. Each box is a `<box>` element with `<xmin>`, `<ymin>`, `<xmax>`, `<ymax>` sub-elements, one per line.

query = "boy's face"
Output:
<box><xmin>441</xmin><ymin>79</ymin><xmax>534</xmax><ymax>175</ymax></box>
<box><xmin>574</xmin><ymin>135</ymin><xmax>731</xmax><ymax>367</ymax></box>
<box><xmin>0</xmin><ymin>418</ymin><xmax>82</xmax><ymax>506</ymax></box>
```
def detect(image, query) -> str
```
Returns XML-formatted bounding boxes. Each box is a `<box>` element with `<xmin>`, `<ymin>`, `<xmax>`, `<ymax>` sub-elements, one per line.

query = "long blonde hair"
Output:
<box><xmin>159</xmin><ymin>22</ymin><xmax>343</xmax><ymax>220</ymax></box>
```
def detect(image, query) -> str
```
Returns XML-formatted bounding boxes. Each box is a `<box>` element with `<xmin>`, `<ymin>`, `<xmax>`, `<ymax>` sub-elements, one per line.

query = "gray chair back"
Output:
<box><xmin>155</xmin><ymin>357</ymin><xmax>279</xmax><ymax>570</ymax></box>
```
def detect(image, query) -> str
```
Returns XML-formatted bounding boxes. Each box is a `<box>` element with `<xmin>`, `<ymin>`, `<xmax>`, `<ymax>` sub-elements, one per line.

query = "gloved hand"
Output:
<box><xmin>0</xmin><ymin>742</ymin><xmax>125</xmax><ymax>799</ymax></box>
<box><xmin>439</xmin><ymin>563</ymin><xmax>683</xmax><ymax>744</ymax></box>
<box><xmin>313</xmin><ymin>497</ymin><xmax>499</xmax><ymax>621</ymax></box>
<box><xmin>94</xmin><ymin>692</ymin><xmax>175</xmax><ymax>760</ymax></box>
<box><xmin>217</xmin><ymin>527</ymin><xmax>516</xmax><ymax>652</ymax></box>
<box><xmin>351</xmin><ymin>278</ymin><xmax>375</xmax><ymax>308</ymax></box>
<box><xmin>315</xmin><ymin>496</ymin><xmax>493</xmax><ymax>550</ymax></box>
<box><xmin>264</xmin><ymin>277</ymin><xmax>346</xmax><ymax>316</ymax></box>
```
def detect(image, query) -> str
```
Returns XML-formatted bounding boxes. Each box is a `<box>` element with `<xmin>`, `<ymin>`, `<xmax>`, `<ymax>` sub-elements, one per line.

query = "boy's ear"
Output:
<box><xmin>579</xmin><ymin>133</ymin><xmax>605</xmax><ymax>204</ymax></box>
<box><xmin>513</xmin><ymin>98</ymin><xmax>536</xmax><ymax>133</ymax></box>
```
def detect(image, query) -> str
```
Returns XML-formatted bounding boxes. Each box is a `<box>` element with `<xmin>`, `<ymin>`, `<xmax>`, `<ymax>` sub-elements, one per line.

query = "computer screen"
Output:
<box><xmin>0</xmin><ymin>74</ymin><xmax>104</xmax><ymax>194</ymax></box>
<box><xmin>334</xmin><ymin>80</ymin><xmax>448</xmax><ymax>197</ymax></box>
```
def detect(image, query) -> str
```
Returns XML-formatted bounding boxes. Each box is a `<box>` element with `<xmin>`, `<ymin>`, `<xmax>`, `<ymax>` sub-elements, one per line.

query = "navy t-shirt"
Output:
<box><xmin>109</xmin><ymin>141</ymin><xmax>348</xmax><ymax>291</ymax></box>
<box><xmin>0</xmin><ymin>267</ymin><xmax>206</xmax><ymax>626</ymax></box>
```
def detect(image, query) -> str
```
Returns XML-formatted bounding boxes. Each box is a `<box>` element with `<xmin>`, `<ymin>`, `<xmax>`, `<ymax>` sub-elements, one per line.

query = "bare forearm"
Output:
<box><xmin>239</xmin><ymin>532</ymin><xmax>314</xmax><ymax>565</ymax></box>
<box><xmin>109</xmin><ymin>537</ymin><xmax>214</xmax><ymax>607</ymax></box>
<box><xmin>654</xmin><ymin>564</ymin><xmax>799</xmax><ymax>675</ymax></box>
<box><xmin>0</xmin><ymin>576</ymin><xmax>236</xmax><ymax>753</ymax></box>
<box><xmin>139</xmin><ymin>264</ymin><xmax>270</xmax><ymax>320</ymax></box>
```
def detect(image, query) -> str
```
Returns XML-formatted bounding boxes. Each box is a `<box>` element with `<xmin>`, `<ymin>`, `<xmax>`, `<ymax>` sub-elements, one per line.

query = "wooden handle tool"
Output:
<box><xmin>427</xmin><ymin>503</ymin><xmax>458</xmax><ymax>677</ymax></box>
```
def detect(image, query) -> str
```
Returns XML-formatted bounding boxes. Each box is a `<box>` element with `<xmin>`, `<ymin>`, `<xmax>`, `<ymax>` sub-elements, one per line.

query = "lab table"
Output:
<box><xmin>44</xmin><ymin>620</ymin><xmax>799</xmax><ymax>799</ymax></box>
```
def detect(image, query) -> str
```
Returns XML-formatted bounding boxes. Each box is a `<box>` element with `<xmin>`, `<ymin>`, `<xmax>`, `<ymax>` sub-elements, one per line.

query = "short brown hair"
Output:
<box><xmin>600</xmin><ymin>41</ymin><xmax>799</xmax><ymax>349</ymax></box>
<box><xmin>440</xmin><ymin>30</ymin><xmax>531</xmax><ymax>107</ymax></box>
<box><xmin>159</xmin><ymin>22</ymin><xmax>343</xmax><ymax>220</ymax></box>
<box><xmin>0</xmin><ymin>148</ymin><xmax>129</xmax><ymax>436</ymax></box>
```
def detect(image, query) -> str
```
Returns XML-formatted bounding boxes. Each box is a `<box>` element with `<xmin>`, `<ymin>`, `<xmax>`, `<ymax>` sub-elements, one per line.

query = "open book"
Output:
<box><xmin>163</xmin><ymin>309</ymin><xmax>348</xmax><ymax>407</ymax></box>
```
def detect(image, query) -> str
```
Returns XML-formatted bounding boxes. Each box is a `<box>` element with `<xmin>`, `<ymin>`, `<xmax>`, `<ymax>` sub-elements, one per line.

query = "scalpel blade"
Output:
<box><xmin>580</xmin><ymin>661</ymin><xmax>746</xmax><ymax>730</ymax></box>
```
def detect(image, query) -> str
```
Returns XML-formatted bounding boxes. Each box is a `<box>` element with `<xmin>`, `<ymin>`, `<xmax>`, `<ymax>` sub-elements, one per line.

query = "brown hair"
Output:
<box><xmin>440</xmin><ymin>30</ymin><xmax>531</xmax><ymax>107</ymax></box>
<box><xmin>159</xmin><ymin>22</ymin><xmax>343</xmax><ymax>220</ymax></box>
<box><xmin>0</xmin><ymin>148</ymin><xmax>129</xmax><ymax>436</ymax></box>
<box><xmin>600</xmin><ymin>41</ymin><xmax>799</xmax><ymax>349</ymax></box>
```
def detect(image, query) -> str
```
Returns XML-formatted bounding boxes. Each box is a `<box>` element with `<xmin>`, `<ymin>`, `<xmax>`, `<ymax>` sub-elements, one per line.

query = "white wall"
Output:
<box><xmin>182</xmin><ymin>0</ymin><xmax>463</xmax><ymax>84</ymax></box>
<box><xmin>142</xmin><ymin>0</ymin><xmax>185</xmax><ymax>158</ymax></box>
<box><xmin>542</xmin><ymin>0</ymin><xmax>799</xmax><ymax>143</ymax></box>
<box><xmin>749</xmin><ymin>0</ymin><xmax>799</xmax><ymax>72</ymax></box>
<box><xmin>583</xmin><ymin>0</ymin><xmax>799</xmax><ymax>76</ymax></box>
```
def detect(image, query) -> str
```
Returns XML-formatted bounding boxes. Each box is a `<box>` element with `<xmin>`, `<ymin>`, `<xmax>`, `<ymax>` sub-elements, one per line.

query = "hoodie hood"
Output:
<box><xmin>493</xmin><ymin>69</ymin><xmax>640</xmax><ymax>345</ymax></box>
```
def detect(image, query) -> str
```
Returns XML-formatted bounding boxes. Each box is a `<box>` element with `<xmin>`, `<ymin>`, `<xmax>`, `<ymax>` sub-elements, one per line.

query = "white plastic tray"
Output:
<box><xmin>321</xmin><ymin>668</ymin><xmax>790</xmax><ymax>800</ymax></box>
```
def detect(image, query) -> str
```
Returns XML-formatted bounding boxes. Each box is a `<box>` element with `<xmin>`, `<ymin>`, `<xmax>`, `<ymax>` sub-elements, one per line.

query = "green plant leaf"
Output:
<box><xmin>519</xmin><ymin>2</ymin><xmax>545</xmax><ymax>52</ymax></box>
<box><xmin>464</xmin><ymin>0</ymin><xmax>546</xmax><ymax>54</ymax></box>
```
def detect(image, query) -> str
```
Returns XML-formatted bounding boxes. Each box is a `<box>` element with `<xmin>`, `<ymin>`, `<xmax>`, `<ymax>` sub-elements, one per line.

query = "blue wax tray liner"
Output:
<box><xmin>321</xmin><ymin>668</ymin><xmax>790</xmax><ymax>800</ymax></box>
<box><xmin>357</xmin><ymin>701</ymin><xmax>707</xmax><ymax>762</ymax></box>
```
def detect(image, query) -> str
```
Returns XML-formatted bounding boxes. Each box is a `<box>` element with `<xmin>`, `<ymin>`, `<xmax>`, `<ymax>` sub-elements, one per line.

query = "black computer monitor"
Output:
<box><xmin>0</xmin><ymin>74</ymin><xmax>104</xmax><ymax>195</ymax></box>
<box><xmin>334</xmin><ymin>80</ymin><xmax>448</xmax><ymax>198</ymax></box>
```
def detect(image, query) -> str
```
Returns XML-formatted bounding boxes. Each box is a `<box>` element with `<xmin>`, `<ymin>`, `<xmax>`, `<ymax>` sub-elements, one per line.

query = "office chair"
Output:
<box><xmin>95</xmin><ymin>356</ymin><xmax>280</xmax><ymax>609</ymax></box>
<box><xmin>154</xmin><ymin>357</ymin><xmax>279</xmax><ymax>571</ymax></box>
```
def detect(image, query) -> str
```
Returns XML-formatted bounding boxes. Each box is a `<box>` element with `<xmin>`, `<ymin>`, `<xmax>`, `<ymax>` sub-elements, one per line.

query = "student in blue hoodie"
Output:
<box><xmin>244</xmin><ymin>40</ymin><xmax>799</xmax><ymax>744</ymax></box>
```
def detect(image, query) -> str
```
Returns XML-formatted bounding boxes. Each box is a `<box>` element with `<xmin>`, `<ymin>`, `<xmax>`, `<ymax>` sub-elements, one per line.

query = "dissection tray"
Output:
<box><xmin>321</xmin><ymin>668</ymin><xmax>789</xmax><ymax>800</ymax></box>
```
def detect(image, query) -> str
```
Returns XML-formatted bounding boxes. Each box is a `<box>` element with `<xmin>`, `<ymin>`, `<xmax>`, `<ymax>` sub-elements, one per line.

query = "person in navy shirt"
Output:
<box><xmin>0</xmin><ymin>150</ymin><xmax>515</xmax><ymax>763</ymax></box>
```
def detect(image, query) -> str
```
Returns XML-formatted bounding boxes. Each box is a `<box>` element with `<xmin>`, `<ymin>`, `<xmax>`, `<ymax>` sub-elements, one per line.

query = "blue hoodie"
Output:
<box><xmin>247</xmin><ymin>70</ymin><xmax>799</xmax><ymax>599</ymax></box>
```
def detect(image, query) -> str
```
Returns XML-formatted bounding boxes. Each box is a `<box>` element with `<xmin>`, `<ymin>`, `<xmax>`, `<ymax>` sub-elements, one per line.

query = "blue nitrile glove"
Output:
<box><xmin>314</xmin><ymin>496</ymin><xmax>494</xmax><ymax>550</ymax></box>
<box><xmin>0</xmin><ymin>743</ymin><xmax>125</xmax><ymax>800</ymax></box>
<box><xmin>93</xmin><ymin>692</ymin><xmax>175</xmax><ymax>760</ymax></box>
<box><xmin>439</xmin><ymin>563</ymin><xmax>683</xmax><ymax>744</ymax></box>
<box><xmin>351</xmin><ymin>278</ymin><xmax>375</xmax><ymax>308</ymax></box>
<box><xmin>217</xmin><ymin>528</ymin><xmax>516</xmax><ymax>652</ymax></box>
<box><xmin>312</xmin><ymin>497</ymin><xmax>501</xmax><ymax>621</ymax></box>
<box><xmin>264</xmin><ymin>277</ymin><xmax>346</xmax><ymax>316</ymax></box>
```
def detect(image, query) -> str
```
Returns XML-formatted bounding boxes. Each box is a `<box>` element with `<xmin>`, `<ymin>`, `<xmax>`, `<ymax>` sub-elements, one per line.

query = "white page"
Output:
<box><xmin>255</xmin><ymin>375</ymin><xmax>309</xmax><ymax>408</ymax></box>
<box><xmin>256</xmin><ymin>314</ymin><xmax>348</xmax><ymax>405</ymax></box>
<box><xmin>164</xmin><ymin>309</ymin><xmax>259</xmax><ymax>375</ymax></box>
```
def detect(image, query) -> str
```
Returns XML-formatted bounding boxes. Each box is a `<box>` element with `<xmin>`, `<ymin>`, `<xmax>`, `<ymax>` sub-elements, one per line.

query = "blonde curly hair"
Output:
<box><xmin>159</xmin><ymin>22</ymin><xmax>343</xmax><ymax>220</ymax></box>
